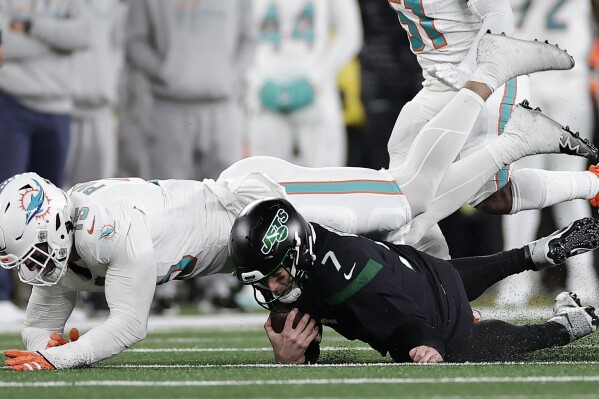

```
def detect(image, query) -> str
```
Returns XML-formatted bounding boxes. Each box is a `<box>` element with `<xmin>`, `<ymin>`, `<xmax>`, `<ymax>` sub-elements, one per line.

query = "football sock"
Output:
<box><xmin>509</xmin><ymin>169</ymin><xmax>599</xmax><ymax>214</ymax></box>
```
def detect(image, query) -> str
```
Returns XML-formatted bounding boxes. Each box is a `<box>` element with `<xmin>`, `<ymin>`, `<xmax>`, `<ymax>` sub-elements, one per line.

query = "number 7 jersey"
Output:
<box><xmin>388</xmin><ymin>0</ymin><xmax>479</xmax><ymax>90</ymax></box>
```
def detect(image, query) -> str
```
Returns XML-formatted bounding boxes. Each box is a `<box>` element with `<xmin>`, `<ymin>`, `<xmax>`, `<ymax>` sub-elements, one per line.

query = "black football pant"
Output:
<box><xmin>446</xmin><ymin>248</ymin><xmax>570</xmax><ymax>362</ymax></box>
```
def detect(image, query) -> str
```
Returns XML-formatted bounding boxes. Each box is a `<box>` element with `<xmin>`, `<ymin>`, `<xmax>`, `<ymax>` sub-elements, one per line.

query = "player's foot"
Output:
<box><xmin>548</xmin><ymin>291</ymin><xmax>598</xmax><ymax>342</ymax></box>
<box><xmin>470</xmin><ymin>33</ymin><xmax>574</xmax><ymax>91</ymax></box>
<box><xmin>553</xmin><ymin>291</ymin><xmax>584</xmax><ymax>314</ymax></box>
<box><xmin>498</xmin><ymin>101</ymin><xmax>598</xmax><ymax>162</ymax></box>
<box><xmin>589</xmin><ymin>164</ymin><xmax>599</xmax><ymax>207</ymax></box>
<box><xmin>527</xmin><ymin>217</ymin><xmax>599</xmax><ymax>269</ymax></box>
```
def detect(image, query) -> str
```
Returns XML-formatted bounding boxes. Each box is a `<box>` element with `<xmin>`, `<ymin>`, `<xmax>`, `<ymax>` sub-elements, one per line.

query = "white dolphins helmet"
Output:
<box><xmin>0</xmin><ymin>173</ymin><xmax>74</xmax><ymax>286</ymax></box>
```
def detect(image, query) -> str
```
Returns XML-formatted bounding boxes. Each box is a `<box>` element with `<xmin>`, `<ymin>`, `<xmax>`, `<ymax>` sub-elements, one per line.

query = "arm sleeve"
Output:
<box><xmin>38</xmin><ymin>209</ymin><xmax>157</xmax><ymax>369</ymax></box>
<box><xmin>383</xmin><ymin>320</ymin><xmax>446</xmax><ymax>361</ymax></box>
<box><xmin>21</xmin><ymin>286</ymin><xmax>78</xmax><ymax>351</ymax></box>
<box><xmin>307</xmin><ymin>0</ymin><xmax>363</xmax><ymax>87</ymax></box>
<box><xmin>126</xmin><ymin>0</ymin><xmax>164</xmax><ymax>82</ymax></box>
<box><xmin>458</xmin><ymin>0</ymin><xmax>514</xmax><ymax>73</ymax></box>
<box><xmin>29</xmin><ymin>2</ymin><xmax>91</xmax><ymax>51</ymax></box>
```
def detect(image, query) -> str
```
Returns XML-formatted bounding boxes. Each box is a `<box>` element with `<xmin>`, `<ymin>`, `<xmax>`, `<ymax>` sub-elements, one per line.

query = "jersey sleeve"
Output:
<box><xmin>21</xmin><ymin>285</ymin><xmax>78</xmax><ymax>351</ymax></box>
<box><xmin>37</xmin><ymin>209</ymin><xmax>157</xmax><ymax>369</ymax></box>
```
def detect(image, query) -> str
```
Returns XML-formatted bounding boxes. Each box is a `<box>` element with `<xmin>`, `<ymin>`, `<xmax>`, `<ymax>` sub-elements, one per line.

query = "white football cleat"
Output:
<box><xmin>496</xmin><ymin>101</ymin><xmax>598</xmax><ymax>163</ymax></box>
<box><xmin>471</xmin><ymin>33</ymin><xmax>575</xmax><ymax>91</ymax></box>
<box><xmin>548</xmin><ymin>291</ymin><xmax>598</xmax><ymax>343</ymax></box>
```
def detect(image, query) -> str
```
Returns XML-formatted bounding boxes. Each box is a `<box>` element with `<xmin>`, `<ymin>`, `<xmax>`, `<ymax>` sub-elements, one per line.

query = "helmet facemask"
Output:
<box><xmin>230</xmin><ymin>198</ymin><xmax>316</xmax><ymax>312</ymax></box>
<box><xmin>0</xmin><ymin>173</ymin><xmax>74</xmax><ymax>286</ymax></box>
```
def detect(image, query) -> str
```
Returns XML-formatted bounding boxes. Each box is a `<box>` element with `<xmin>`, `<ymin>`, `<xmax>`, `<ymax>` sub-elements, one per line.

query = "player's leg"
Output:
<box><xmin>410</xmin><ymin>224</ymin><xmax>450</xmax><ymax>259</ymax></box>
<box><xmin>403</xmin><ymin>97</ymin><xmax>598</xmax><ymax>246</ymax></box>
<box><xmin>147</xmin><ymin>99</ymin><xmax>196</xmax><ymax>179</ymax></box>
<box><xmin>448</xmin><ymin>217</ymin><xmax>599</xmax><ymax>301</ymax></box>
<box><xmin>246</xmin><ymin>107</ymin><xmax>295</xmax><ymax>162</ymax></box>
<box><xmin>451</xmin><ymin>292</ymin><xmax>598</xmax><ymax>362</ymax></box>
<box><xmin>218</xmin><ymin>156</ymin><xmax>412</xmax><ymax>237</ymax></box>
<box><xmin>296</xmin><ymin>86</ymin><xmax>347</xmax><ymax>167</ymax></box>
<box><xmin>391</xmin><ymin>34</ymin><xmax>583</xmax><ymax>218</ymax></box>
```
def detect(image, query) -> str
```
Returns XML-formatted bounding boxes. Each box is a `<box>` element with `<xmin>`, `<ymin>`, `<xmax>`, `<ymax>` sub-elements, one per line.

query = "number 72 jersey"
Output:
<box><xmin>388</xmin><ymin>0</ymin><xmax>480</xmax><ymax>90</ymax></box>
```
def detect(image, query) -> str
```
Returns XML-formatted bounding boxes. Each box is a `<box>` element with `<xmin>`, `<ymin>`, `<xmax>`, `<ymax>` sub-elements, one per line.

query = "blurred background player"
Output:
<box><xmin>497</xmin><ymin>0</ymin><xmax>599</xmax><ymax>306</ymax></box>
<box><xmin>244</xmin><ymin>0</ymin><xmax>362</xmax><ymax>167</ymax></box>
<box><xmin>126</xmin><ymin>0</ymin><xmax>256</xmax><ymax>180</ymax></box>
<box><xmin>65</xmin><ymin>0</ymin><xmax>128</xmax><ymax>187</ymax></box>
<box><xmin>0</xmin><ymin>0</ymin><xmax>91</xmax><ymax>323</ymax></box>
<box><xmin>126</xmin><ymin>0</ymin><xmax>257</xmax><ymax>312</ymax></box>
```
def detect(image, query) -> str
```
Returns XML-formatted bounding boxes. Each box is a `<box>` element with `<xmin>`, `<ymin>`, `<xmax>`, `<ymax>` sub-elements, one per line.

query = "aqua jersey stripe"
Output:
<box><xmin>497</xmin><ymin>78</ymin><xmax>518</xmax><ymax>188</ymax></box>
<box><xmin>281</xmin><ymin>180</ymin><xmax>402</xmax><ymax>195</ymax></box>
<box><xmin>324</xmin><ymin>259</ymin><xmax>384</xmax><ymax>306</ymax></box>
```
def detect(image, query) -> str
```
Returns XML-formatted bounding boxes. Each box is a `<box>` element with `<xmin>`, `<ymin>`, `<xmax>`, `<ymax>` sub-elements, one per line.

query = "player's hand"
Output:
<box><xmin>264</xmin><ymin>308</ymin><xmax>320</xmax><ymax>364</ymax></box>
<box><xmin>46</xmin><ymin>328</ymin><xmax>80</xmax><ymax>348</ymax></box>
<box><xmin>409</xmin><ymin>345</ymin><xmax>444</xmax><ymax>364</ymax></box>
<box><xmin>4</xmin><ymin>350</ymin><xmax>55</xmax><ymax>371</ymax></box>
<box><xmin>427</xmin><ymin>63</ymin><xmax>474</xmax><ymax>90</ymax></box>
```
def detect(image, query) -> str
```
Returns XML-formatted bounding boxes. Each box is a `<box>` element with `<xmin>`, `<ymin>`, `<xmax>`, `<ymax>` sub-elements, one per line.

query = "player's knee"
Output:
<box><xmin>475</xmin><ymin>184</ymin><xmax>513</xmax><ymax>215</ymax></box>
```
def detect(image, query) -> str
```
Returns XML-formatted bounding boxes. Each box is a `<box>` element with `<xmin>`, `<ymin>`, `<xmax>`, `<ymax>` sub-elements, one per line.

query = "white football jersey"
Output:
<box><xmin>250</xmin><ymin>0</ymin><xmax>333</xmax><ymax>80</ymax></box>
<box><xmin>387</xmin><ymin>0</ymin><xmax>479</xmax><ymax>90</ymax></box>
<box><xmin>68</xmin><ymin>177</ymin><xmax>235</xmax><ymax>286</ymax></box>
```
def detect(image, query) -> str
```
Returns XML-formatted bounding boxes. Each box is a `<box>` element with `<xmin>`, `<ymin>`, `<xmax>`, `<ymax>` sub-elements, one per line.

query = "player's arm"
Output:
<box><xmin>0</xmin><ymin>7</ymin><xmax>51</xmax><ymax>60</ymax></box>
<box><xmin>126</xmin><ymin>0</ymin><xmax>164</xmax><ymax>83</ymax></box>
<box><xmin>429</xmin><ymin>0</ymin><xmax>514</xmax><ymax>90</ymax></box>
<box><xmin>21</xmin><ymin>210</ymin><xmax>157</xmax><ymax>370</ymax></box>
<box><xmin>21</xmin><ymin>285</ymin><xmax>78</xmax><ymax>351</ymax></box>
<box><xmin>307</xmin><ymin>0</ymin><xmax>363</xmax><ymax>88</ymax></box>
<box><xmin>382</xmin><ymin>318</ymin><xmax>446</xmax><ymax>363</ymax></box>
<box><xmin>24</xmin><ymin>1</ymin><xmax>91</xmax><ymax>52</ymax></box>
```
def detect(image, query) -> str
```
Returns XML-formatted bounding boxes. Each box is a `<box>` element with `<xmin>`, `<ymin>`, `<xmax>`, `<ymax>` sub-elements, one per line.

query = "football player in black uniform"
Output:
<box><xmin>229</xmin><ymin>198</ymin><xmax>599</xmax><ymax>364</ymax></box>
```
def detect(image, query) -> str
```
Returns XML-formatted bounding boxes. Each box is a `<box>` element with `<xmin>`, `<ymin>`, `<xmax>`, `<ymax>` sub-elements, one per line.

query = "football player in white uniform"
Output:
<box><xmin>2</xmin><ymin>34</ymin><xmax>595</xmax><ymax>371</ymax></box>
<box><xmin>386</xmin><ymin>0</ymin><xmax>599</xmax><ymax>261</ymax></box>
<box><xmin>244</xmin><ymin>0</ymin><xmax>362</xmax><ymax>167</ymax></box>
<box><xmin>498</xmin><ymin>0</ymin><xmax>599</xmax><ymax>306</ymax></box>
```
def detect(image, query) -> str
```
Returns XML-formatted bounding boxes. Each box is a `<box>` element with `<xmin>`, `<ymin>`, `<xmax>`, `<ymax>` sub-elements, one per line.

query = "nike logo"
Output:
<box><xmin>87</xmin><ymin>216</ymin><xmax>96</xmax><ymax>235</ymax></box>
<box><xmin>344</xmin><ymin>263</ymin><xmax>356</xmax><ymax>280</ymax></box>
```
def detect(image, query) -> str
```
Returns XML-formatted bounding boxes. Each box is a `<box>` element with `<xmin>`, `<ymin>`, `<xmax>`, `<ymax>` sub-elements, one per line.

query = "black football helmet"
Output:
<box><xmin>228</xmin><ymin>197</ymin><xmax>315</xmax><ymax>312</ymax></box>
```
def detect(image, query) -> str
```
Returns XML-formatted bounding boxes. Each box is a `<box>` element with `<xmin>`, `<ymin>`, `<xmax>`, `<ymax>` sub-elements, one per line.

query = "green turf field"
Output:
<box><xmin>2</xmin><ymin>317</ymin><xmax>599</xmax><ymax>399</ymax></box>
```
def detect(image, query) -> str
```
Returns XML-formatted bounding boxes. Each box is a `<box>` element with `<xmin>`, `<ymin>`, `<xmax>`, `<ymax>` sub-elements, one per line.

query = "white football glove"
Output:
<box><xmin>427</xmin><ymin>63</ymin><xmax>474</xmax><ymax>90</ymax></box>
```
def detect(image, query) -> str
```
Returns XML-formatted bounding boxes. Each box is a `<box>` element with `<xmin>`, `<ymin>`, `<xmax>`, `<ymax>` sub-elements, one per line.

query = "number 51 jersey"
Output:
<box><xmin>387</xmin><ymin>0</ymin><xmax>479</xmax><ymax>91</ymax></box>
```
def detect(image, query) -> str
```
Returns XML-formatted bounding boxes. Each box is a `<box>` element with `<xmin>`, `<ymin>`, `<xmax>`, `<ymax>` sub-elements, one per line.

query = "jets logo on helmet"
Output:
<box><xmin>20</xmin><ymin>179</ymin><xmax>51</xmax><ymax>224</ymax></box>
<box><xmin>261</xmin><ymin>209</ymin><xmax>289</xmax><ymax>254</ymax></box>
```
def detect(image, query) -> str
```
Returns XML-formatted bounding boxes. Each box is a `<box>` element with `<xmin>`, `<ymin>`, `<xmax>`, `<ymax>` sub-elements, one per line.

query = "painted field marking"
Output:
<box><xmin>3</xmin><ymin>375</ymin><xmax>599</xmax><ymax>388</ymax></box>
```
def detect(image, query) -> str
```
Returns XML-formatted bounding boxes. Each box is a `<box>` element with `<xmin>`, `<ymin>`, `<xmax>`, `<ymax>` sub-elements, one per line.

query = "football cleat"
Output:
<box><xmin>546</xmin><ymin>218</ymin><xmax>599</xmax><ymax>265</ymax></box>
<box><xmin>501</xmin><ymin>101</ymin><xmax>598</xmax><ymax>161</ymax></box>
<box><xmin>470</xmin><ymin>33</ymin><xmax>574</xmax><ymax>91</ymax></box>
<box><xmin>548</xmin><ymin>291</ymin><xmax>599</xmax><ymax>342</ymax></box>
<box><xmin>527</xmin><ymin>217</ymin><xmax>599</xmax><ymax>269</ymax></box>
<box><xmin>589</xmin><ymin>164</ymin><xmax>599</xmax><ymax>207</ymax></box>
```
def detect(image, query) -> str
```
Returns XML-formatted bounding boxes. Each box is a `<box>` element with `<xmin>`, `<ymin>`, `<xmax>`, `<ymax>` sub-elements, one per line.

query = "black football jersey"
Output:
<box><xmin>295</xmin><ymin>223</ymin><xmax>472</xmax><ymax>358</ymax></box>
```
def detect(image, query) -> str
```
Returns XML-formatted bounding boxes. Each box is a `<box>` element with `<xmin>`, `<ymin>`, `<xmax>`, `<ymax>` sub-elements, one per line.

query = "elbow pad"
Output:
<box><xmin>467</xmin><ymin>0</ymin><xmax>515</xmax><ymax>37</ymax></box>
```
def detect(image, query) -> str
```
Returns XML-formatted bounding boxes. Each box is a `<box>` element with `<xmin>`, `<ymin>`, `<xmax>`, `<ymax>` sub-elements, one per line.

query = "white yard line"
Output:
<box><xmin>0</xmin><ymin>308</ymin><xmax>553</xmax><ymax>334</ymax></box>
<box><xmin>3</xmin><ymin>376</ymin><xmax>599</xmax><ymax>388</ymax></box>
